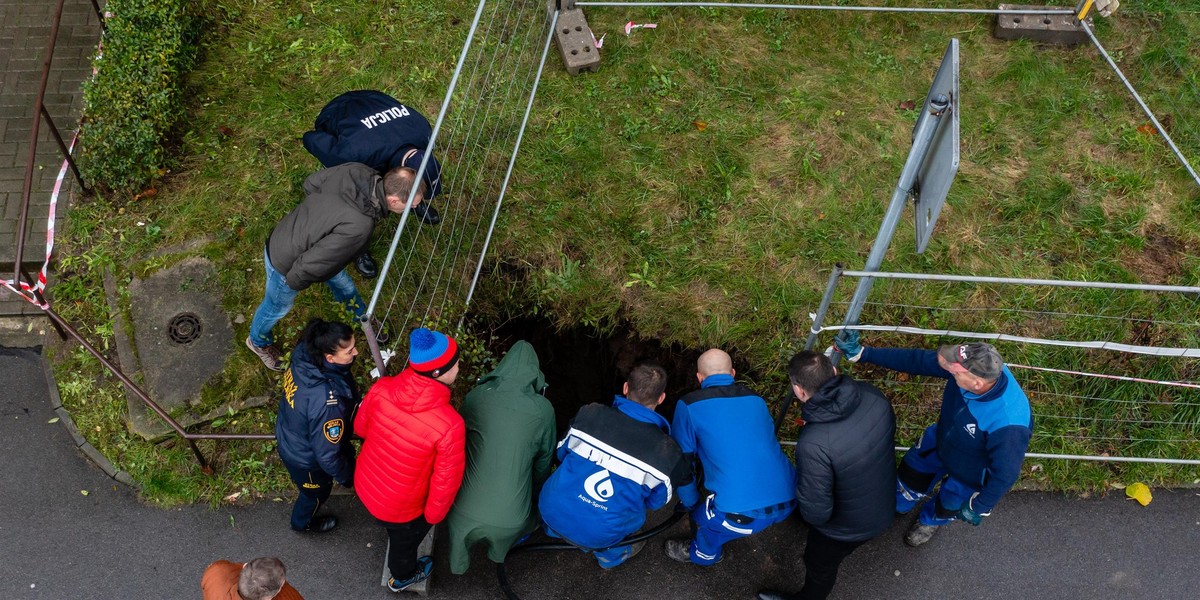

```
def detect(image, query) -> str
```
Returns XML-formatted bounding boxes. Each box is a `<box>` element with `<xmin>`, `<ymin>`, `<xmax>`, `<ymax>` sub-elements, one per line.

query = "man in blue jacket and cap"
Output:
<box><xmin>834</xmin><ymin>331</ymin><xmax>1032</xmax><ymax>547</ymax></box>
<box><xmin>538</xmin><ymin>362</ymin><xmax>699</xmax><ymax>568</ymax></box>
<box><xmin>303</xmin><ymin>90</ymin><xmax>444</xmax><ymax>279</ymax></box>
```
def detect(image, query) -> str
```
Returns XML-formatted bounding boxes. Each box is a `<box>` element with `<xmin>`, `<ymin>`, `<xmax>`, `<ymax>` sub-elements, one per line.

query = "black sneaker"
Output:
<box><xmin>355</xmin><ymin>253</ymin><xmax>379</xmax><ymax>279</ymax></box>
<box><xmin>387</xmin><ymin>556</ymin><xmax>433</xmax><ymax>592</ymax></box>
<box><xmin>293</xmin><ymin>515</ymin><xmax>337</xmax><ymax>533</ymax></box>
<box><xmin>412</xmin><ymin>202</ymin><xmax>441</xmax><ymax>225</ymax></box>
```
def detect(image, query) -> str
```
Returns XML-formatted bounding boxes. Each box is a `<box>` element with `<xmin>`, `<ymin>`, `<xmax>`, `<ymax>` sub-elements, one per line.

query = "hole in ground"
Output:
<box><xmin>489</xmin><ymin>317</ymin><xmax>766</xmax><ymax>435</ymax></box>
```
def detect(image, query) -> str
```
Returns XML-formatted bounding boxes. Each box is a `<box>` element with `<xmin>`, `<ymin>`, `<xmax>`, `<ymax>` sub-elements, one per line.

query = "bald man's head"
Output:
<box><xmin>696</xmin><ymin>349</ymin><xmax>734</xmax><ymax>381</ymax></box>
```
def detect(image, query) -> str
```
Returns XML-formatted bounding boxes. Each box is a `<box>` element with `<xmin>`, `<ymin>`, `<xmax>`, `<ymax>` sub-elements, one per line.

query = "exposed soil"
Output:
<box><xmin>489</xmin><ymin>317</ymin><xmax>760</xmax><ymax>435</ymax></box>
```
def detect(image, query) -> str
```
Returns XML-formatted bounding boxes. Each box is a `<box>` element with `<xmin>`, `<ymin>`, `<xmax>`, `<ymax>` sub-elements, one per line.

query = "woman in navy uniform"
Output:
<box><xmin>275</xmin><ymin>318</ymin><xmax>359</xmax><ymax>532</ymax></box>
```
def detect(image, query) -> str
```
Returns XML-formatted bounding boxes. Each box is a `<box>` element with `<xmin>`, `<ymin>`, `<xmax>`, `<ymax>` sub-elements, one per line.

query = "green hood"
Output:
<box><xmin>475</xmin><ymin>340</ymin><xmax>546</xmax><ymax>394</ymax></box>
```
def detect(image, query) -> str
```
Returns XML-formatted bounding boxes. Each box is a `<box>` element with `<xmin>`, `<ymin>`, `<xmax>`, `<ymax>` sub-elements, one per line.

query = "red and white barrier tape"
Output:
<box><xmin>1</xmin><ymin>134</ymin><xmax>74</xmax><ymax>310</ymax></box>
<box><xmin>2</xmin><ymin>12</ymin><xmax>107</xmax><ymax>309</ymax></box>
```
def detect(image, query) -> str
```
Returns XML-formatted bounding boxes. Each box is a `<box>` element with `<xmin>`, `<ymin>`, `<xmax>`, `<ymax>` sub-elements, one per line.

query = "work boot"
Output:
<box><xmin>293</xmin><ymin>515</ymin><xmax>338</xmax><ymax>533</ymax></box>
<box><xmin>388</xmin><ymin>556</ymin><xmax>433</xmax><ymax>592</ymax></box>
<box><xmin>626</xmin><ymin>540</ymin><xmax>647</xmax><ymax>561</ymax></box>
<box><xmin>355</xmin><ymin>253</ymin><xmax>379</xmax><ymax>279</ymax></box>
<box><xmin>245</xmin><ymin>336</ymin><xmax>285</xmax><ymax>372</ymax></box>
<box><xmin>663</xmin><ymin>539</ymin><xmax>693</xmax><ymax>563</ymax></box>
<box><xmin>904</xmin><ymin>521</ymin><xmax>939</xmax><ymax>547</ymax></box>
<box><xmin>412</xmin><ymin>202</ymin><xmax>441</xmax><ymax>225</ymax></box>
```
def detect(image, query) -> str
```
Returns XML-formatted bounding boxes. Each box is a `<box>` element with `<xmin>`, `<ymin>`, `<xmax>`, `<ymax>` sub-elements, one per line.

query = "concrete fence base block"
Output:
<box><xmin>554</xmin><ymin>8</ymin><xmax>600</xmax><ymax>75</ymax></box>
<box><xmin>380</xmin><ymin>527</ymin><xmax>436</xmax><ymax>596</ymax></box>
<box><xmin>995</xmin><ymin>5</ymin><xmax>1091</xmax><ymax>45</ymax></box>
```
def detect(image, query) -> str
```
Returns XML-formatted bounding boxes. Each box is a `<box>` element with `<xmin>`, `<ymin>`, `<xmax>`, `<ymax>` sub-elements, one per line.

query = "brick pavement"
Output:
<box><xmin>0</xmin><ymin>0</ymin><xmax>101</xmax><ymax>319</ymax></box>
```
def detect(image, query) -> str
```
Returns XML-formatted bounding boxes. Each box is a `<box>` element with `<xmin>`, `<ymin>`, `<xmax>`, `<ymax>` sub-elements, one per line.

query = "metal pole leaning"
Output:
<box><xmin>835</xmin><ymin>95</ymin><xmax>949</xmax><ymax>361</ymax></box>
<box><xmin>40</xmin><ymin>106</ymin><xmax>86</xmax><ymax>192</ymax></box>
<box><xmin>43</xmin><ymin>307</ymin><xmax>212</xmax><ymax>472</ymax></box>
<box><xmin>1079</xmin><ymin>20</ymin><xmax>1200</xmax><ymax>189</ymax></box>
<box><xmin>839</xmin><ymin>270</ymin><xmax>1200</xmax><ymax>294</ymax></box>
<box><xmin>15</xmin><ymin>0</ymin><xmax>68</xmax><ymax>286</ymax></box>
<box><xmin>364</xmin><ymin>0</ymin><xmax>492</xmax><ymax>376</ymax></box>
<box><xmin>774</xmin><ymin>263</ymin><xmax>844</xmax><ymax>434</ymax></box>
<box><xmin>575</xmin><ymin>2</ymin><xmax>1076</xmax><ymax>15</ymax></box>
<box><xmin>462</xmin><ymin>10</ymin><xmax>560</xmax><ymax>322</ymax></box>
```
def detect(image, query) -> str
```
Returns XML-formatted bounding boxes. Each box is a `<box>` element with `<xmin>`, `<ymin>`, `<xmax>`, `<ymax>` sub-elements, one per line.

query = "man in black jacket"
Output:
<box><xmin>303</xmin><ymin>90</ymin><xmax>444</xmax><ymax>278</ymax></box>
<box><xmin>246</xmin><ymin>163</ymin><xmax>419</xmax><ymax>370</ymax></box>
<box><xmin>758</xmin><ymin>351</ymin><xmax>896</xmax><ymax>600</ymax></box>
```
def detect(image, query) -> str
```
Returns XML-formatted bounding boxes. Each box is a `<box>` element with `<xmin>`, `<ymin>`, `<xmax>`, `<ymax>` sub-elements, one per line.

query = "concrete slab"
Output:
<box><xmin>123</xmin><ymin>257</ymin><xmax>234</xmax><ymax>438</ymax></box>
<box><xmin>995</xmin><ymin>4</ymin><xmax>1091</xmax><ymax>45</ymax></box>
<box><xmin>554</xmin><ymin>8</ymin><xmax>600</xmax><ymax>75</ymax></box>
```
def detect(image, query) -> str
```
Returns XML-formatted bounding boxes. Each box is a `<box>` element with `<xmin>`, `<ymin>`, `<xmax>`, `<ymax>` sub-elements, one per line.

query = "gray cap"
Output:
<box><xmin>938</xmin><ymin>342</ymin><xmax>1003</xmax><ymax>381</ymax></box>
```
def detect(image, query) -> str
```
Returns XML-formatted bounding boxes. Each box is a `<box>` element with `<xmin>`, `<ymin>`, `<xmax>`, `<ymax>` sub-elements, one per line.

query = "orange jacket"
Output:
<box><xmin>201</xmin><ymin>560</ymin><xmax>304</xmax><ymax>600</ymax></box>
<box><xmin>354</xmin><ymin>368</ymin><xmax>466</xmax><ymax>524</ymax></box>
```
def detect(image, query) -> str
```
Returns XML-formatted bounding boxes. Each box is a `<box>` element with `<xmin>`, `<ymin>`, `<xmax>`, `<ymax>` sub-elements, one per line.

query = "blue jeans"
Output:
<box><xmin>248</xmin><ymin>246</ymin><xmax>365</xmax><ymax>347</ymax></box>
<box><xmin>896</xmin><ymin>424</ymin><xmax>977</xmax><ymax>526</ymax></box>
<box><xmin>544</xmin><ymin>525</ymin><xmax>637</xmax><ymax>569</ymax></box>
<box><xmin>689</xmin><ymin>494</ymin><xmax>793</xmax><ymax>565</ymax></box>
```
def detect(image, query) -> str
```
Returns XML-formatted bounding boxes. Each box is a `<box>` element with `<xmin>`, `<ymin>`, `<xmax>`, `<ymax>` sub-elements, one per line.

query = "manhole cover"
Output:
<box><xmin>167</xmin><ymin>313</ymin><xmax>202</xmax><ymax>344</ymax></box>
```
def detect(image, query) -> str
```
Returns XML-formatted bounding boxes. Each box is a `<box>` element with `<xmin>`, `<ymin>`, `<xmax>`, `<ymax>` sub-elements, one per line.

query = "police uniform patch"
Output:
<box><xmin>323</xmin><ymin>419</ymin><xmax>344</xmax><ymax>444</ymax></box>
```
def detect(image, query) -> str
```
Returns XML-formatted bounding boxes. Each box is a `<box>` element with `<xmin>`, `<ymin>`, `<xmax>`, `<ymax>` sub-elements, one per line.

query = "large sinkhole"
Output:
<box><xmin>490</xmin><ymin>317</ymin><xmax>768</xmax><ymax>435</ymax></box>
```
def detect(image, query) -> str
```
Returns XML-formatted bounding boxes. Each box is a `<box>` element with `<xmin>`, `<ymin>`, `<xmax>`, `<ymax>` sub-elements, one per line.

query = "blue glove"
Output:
<box><xmin>833</xmin><ymin>329</ymin><xmax>864</xmax><ymax>362</ymax></box>
<box><xmin>956</xmin><ymin>503</ymin><xmax>985</xmax><ymax>526</ymax></box>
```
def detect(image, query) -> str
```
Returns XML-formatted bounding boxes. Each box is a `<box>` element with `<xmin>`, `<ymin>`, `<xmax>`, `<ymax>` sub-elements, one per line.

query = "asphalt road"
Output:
<box><xmin>2</xmin><ymin>346</ymin><xmax>1197</xmax><ymax>599</ymax></box>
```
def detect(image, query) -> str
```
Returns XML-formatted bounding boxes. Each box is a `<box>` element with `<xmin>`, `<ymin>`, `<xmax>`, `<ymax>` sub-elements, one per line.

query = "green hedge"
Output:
<box><xmin>79</xmin><ymin>0</ymin><xmax>202</xmax><ymax>193</ymax></box>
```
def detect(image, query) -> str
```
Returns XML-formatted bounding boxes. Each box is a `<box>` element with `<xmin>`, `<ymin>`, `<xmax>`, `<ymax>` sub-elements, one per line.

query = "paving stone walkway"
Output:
<box><xmin>0</xmin><ymin>0</ymin><xmax>101</xmax><ymax>318</ymax></box>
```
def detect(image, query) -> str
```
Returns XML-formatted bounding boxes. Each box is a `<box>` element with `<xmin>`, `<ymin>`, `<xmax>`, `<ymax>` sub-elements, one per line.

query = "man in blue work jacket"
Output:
<box><xmin>538</xmin><ymin>362</ymin><xmax>699</xmax><ymax>568</ymax></box>
<box><xmin>666</xmin><ymin>349</ymin><xmax>797</xmax><ymax>565</ymax></box>
<box><xmin>835</xmin><ymin>332</ymin><xmax>1032</xmax><ymax>546</ymax></box>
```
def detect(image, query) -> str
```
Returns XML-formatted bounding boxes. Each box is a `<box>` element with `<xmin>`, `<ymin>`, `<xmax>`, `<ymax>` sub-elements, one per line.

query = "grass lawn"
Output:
<box><xmin>49</xmin><ymin>0</ymin><xmax>1200</xmax><ymax>504</ymax></box>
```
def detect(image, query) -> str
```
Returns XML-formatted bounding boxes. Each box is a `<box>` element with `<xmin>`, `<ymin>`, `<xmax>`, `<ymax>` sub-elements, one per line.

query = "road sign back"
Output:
<box><xmin>914</xmin><ymin>39</ymin><xmax>960</xmax><ymax>254</ymax></box>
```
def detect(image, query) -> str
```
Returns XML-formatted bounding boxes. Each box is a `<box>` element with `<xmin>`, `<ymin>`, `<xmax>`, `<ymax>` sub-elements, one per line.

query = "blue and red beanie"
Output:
<box><xmin>409</xmin><ymin>327</ymin><xmax>459</xmax><ymax>376</ymax></box>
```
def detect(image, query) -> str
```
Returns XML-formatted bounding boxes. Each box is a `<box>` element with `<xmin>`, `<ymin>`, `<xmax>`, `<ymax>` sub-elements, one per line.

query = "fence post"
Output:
<box><xmin>775</xmin><ymin>263</ymin><xmax>844</xmax><ymax>434</ymax></box>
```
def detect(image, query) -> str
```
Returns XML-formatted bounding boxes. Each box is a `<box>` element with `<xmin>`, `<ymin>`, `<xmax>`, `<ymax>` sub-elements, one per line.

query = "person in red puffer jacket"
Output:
<box><xmin>355</xmin><ymin>327</ymin><xmax>466</xmax><ymax>593</ymax></box>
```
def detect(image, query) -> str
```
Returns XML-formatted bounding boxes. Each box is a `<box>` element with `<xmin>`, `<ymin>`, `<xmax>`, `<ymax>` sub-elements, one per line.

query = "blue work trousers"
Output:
<box><xmin>896</xmin><ymin>424</ymin><xmax>978</xmax><ymax>526</ymax></box>
<box><xmin>688</xmin><ymin>494</ymin><xmax>792</xmax><ymax>565</ymax></box>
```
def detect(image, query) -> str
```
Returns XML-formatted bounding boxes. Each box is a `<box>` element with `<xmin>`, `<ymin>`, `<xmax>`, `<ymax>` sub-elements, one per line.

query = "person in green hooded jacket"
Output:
<box><xmin>445</xmin><ymin>340</ymin><xmax>557</xmax><ymax>574</ymax></box>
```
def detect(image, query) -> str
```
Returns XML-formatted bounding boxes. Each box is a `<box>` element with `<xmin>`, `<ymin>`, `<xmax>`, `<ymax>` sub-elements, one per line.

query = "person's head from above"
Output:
<box><xmin>383</xmin><ymin>166</ymin><xmax>428</xmax><ymax>213</ymax></box>
<box><xmin>696</xmin><ymin>348</ymin><xmax>734</xmax><ymax>384</ymax></box>
<box><xmin>301</xmin><ymin>318</ymin><xmax>357</xmax><ymax>366</ymax></box>
<box><xmin>624</xmin><ymin>361</ymin><xmax>668</xmax><ymax>409</ymax></box>
<box><xmin>937</xmin><ymin>342</ymin><xmax>1003</xmax><ymax>393</ymax></box>
<box><xmin>410</xmin><ymin>327</ymin><xmax>460</xmax><ymax>385</ymax></box>
<box><xmin>787</xmin><ymin>351</ymin><xmax>836</xmax><ymax>403</ymax></box>
<box><xmin>238</xmin><ymin>557</ymin><xmax>287</xmax><ymax>600</ymax></box>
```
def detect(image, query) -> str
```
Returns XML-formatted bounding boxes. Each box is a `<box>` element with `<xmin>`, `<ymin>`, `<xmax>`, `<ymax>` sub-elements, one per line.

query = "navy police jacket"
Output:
<box><xmin>538</xmin><ymin>397</ymin><xmax>698</xmax><ymax>549</ymax></box>
<box><xmin>672</xmin><ymin>374</ymin><xmax>797</xmax><ymax>516</ymax></box>
<box><xmin>859</xmin><ymin>347</ymin><xmax>1032</xmax><ymax>513</ymax></box>
<box><xmin>275</xmin><ymin>341</ymin><xmax>358</xmax><ymax>486</ymax></box>
<box><xmin>302</xmin><ymin>90</ymin><xmax>442</xmax><ymax>199</ymax></box>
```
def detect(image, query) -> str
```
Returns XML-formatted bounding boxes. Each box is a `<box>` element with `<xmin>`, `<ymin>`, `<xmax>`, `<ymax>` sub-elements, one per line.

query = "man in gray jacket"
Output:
<box><xmin>758</xmin><ymin>351</ymin><xmax>896</xmax><ymax>600</ymax></box>
<box><xmin>245</xmin><ymin>162</ymin><xmax>423</xmax><ymax>370</ymax></box>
